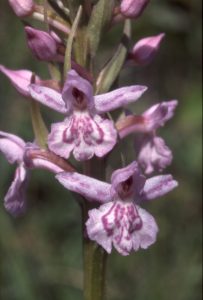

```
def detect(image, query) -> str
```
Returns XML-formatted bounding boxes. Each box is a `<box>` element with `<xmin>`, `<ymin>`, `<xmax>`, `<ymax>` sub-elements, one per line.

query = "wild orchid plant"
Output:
<box><xmin>0</xmin><ymin>1</ymin><xmax>178</xmax><ymax>299</ymax></box>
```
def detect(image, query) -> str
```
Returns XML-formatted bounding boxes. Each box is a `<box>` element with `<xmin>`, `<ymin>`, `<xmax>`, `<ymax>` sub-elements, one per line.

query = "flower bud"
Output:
<box><xmin>8</xmin><ymin>0</ymin><xmax>34</xmax><ymax>17</ymax></box>
<box><xmin>129</xmin><ymin>33</ymin><xmax>165</xmax><ymax>65</ymax></box>
<box><xmin>25</xmin><ymin>26</ymin><xmax>63</xmax><ymax>62</ymax></box>
<box><xmin>120</xmin><ymin>0</ymin><xmax>150</xmax><ymax>19</ymax></box>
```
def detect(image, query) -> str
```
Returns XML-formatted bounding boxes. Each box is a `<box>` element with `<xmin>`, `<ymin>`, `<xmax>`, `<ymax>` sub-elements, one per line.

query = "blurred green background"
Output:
<box><xmin>0</xmin><ymin>0</ymin><xmax>202</xmax><ymax>299</ymax></box>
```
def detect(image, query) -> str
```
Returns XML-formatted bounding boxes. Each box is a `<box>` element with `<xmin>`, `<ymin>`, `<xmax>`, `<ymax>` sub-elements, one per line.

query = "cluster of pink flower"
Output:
<box><xmin>0</xmin><ymin>0</ymin><xmax>178</xmax><ymax>256</ymax></box>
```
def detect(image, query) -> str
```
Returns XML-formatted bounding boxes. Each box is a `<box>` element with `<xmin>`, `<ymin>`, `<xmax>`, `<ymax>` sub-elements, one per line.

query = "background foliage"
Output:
<box><xmin>0</xmin><ymin>0</ymin><xmax>202</xmax><ymax>299</ymax></box>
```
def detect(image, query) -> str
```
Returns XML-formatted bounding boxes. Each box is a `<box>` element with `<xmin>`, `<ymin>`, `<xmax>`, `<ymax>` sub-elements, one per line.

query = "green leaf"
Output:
<box><xmin>63</xmin><ymin>6</ymin><xmax>83</xmax><ymax>78</ymax></box>
<box><xmin>66</xmin><ymin>0</ymin><xmax>82</xmax><ymax>22</ymax></box>
<box><xmin>96</xmin><ymin>19</ymin><xmax>131</xmax><ymax>94</ymax></box>
<box><xmin>87</xmin><ymin>0</ymin><xmax>114</xmax><ymax>58</ymax></box>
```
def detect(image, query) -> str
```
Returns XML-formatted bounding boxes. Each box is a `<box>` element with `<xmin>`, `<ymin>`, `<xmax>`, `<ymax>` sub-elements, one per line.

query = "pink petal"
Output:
<box><xmin>110</xmin><ymin>161</ymin><xmax>146</xmax><ymax>199</ymax></box>
<box><xmin>141</xmin><ymin>174</ymin><xmax>178</xmax><ymax>201</ymax></box>
<box><xmin>62</xmin><ymin>70</ymin><xmax>94</xmax><ymax>113</ymax></box>
<box><xmin>48</xmin><ymin>113</ymin><xmax>117</xmax><ymax>161</ymax></box>
<box><xmin>86</xmin><ymin>203</ymin><xmax>114</xmax><ymax>253</ymax></box>
<box><xmin>56</xmin><ymin>172</ymin><xmax>111</xmax><ymax>203</ymax></box>
<box><xmin>4</xmin><ymin>164</ymin><xmax>28</xmax><ymax>216</ymax></box>
<box><xmin>0</xmin><ymin>131</ymin><xmax>25</xmax><ymax>163</ymax></box>
<box><xmin>29</xmin><ymin>84</ymin><xmax>67</xmax><ymax>113</ymax></box>
<box><xmin>133</xmin><ymin>206</ymin><xmax>158</xmax><ymax>250</ymax></box>
<box><xmin>136</xmin><ymin>135</ymin><xmax>173</xmax><ymax>174</ymax></box>
<box><xmin>86</xmin><ymin>200</ymin><xmax>157</xmax><ymax>255</ymax></box>
<box><xmin>94</xmin><ymin>85</ymin><xmax>147</xmax><ymax>113</ymax></box>
<box><xmin>143</xmin><ymin>100</ymin><xmax>178</xmax><ymax>131</ymax></box>
<box><xmin>0</xmin><ymin>65</ymin><xmax>40</xmax><ymax>97</ymax></box>
<box><xmin>48</xmin><ymin>118</ymin><xmax>75</xmax><ymax>159</ymax></box>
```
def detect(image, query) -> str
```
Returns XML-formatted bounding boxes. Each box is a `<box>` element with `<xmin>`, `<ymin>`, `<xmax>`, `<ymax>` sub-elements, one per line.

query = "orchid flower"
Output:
<box><xmin>117</xmin><ymin>100</ymin><xmax>178</xmax><ymax>174</ymax></box>
<box><xmin>29</xmin><ymin>69</ymin><xmax>147</xmax><ymax>161</ymax></box>
<box><xmin>0</xmin><ymin>131</ymin><xmax>69</xmax><ymax>216</ymax></box>
<box><xmin>56</xmin><ymin>161</ymin><xmax>178</xmax><ymax>255</ymax></box>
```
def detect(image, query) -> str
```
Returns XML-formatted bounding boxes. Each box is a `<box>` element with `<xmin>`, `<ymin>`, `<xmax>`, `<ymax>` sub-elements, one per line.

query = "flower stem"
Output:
<box><xmin>83</xmin><ymin>219</ymin><xmax>108</xmax><ymax>300</ymax></box>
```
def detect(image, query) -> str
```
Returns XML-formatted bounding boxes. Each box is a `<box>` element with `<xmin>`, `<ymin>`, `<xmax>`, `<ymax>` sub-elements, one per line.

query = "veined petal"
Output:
<box><xmin>48</xmin><ymin>112</ymin><xmax>117</xmax><ymax>161</ymax></box>
<box><xmin>29</xmin><ymin>84</ymin><xmax>67</xmax><ymax>113</ymax></box>
<box><xmin>89</xmin><ymin>115</ymin><xmax>117</xmax><ymax>158</ymax></box>
<box><xmin>4</xmin><ymin>164</ymin><xmax>28</xmax><ymax>216</ymax></box>
<box><xmin>86</xmin><ymin>200</ymin><xmax>157</xmax><ymax>255</ymax></box>
<box><xmin>141</xmin><ymin>174</ymin><xmax>178</xmax><ymax>201</ymax></box>
<box><xmin>48</xmin><ymin>118</ymin><xmax>75</xmax><ymax>159</ymax></box>
<box><xmin>56</xmin><ymin>172</ymin><xmax>111</xmax><ymax>203</ymax></box>
<box><xmin>94</xmin><ymin>85</ymin><xmax>147</xmax><ymax>113</ymax></box>
<box><xmin>0</xmin><ymin>131</ymin><xmax>25</xmax><ymax>163</ymax></box>
<box><xmin>133</xmin><ymin>206</ymin><xmax>158</xmax><ymax>250</ymax></box>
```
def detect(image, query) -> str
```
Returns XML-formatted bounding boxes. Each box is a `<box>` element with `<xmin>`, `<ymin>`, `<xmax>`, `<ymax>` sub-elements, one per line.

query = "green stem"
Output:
<box><xmin>82</xmin><ymin>158</ymin><xmax>108</xmax><ymax>300</ymax></box>
<box><xmin>83</xmin><ymin>208</ymin><xmax>107</xmax><ymax>300</ymax></box>
<box><xmin>30</xmin><ymin>101</ymin><xmax>48</xmax><ymax>149</ymax></box>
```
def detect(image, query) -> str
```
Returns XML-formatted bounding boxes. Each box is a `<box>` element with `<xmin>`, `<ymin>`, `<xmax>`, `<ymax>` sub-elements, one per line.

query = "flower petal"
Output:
<box><xmin>136</xmin><ymin>135</ymin><xmax>173</xmax><ymax>174</ymax></box>
<box><xmin>143</xmin><ymin>100</ymin><xmax>178</xmax><ymax>131</ymax></box>
<box><xmin>56</xmin><ymin>172</ymin><xmax>111</xmax><ymax>203</ymax></box>
<box><xmin>29</xmin><ymin>84</ymin><xmax>67</xmax><ymax>113</ymax></box>
<box><xmin>48</xmin><ymin>112</ymin><xmax>117</xmax><ymax>161</ymax></box>
<box><xmin>111</xmin><ymin>161</ymin><xmax>146</xmax><ymax>199</ymax></box>
<box><xmin>141</xmin><ymin>174</ymin><xmax>178</xmax><ymax>201</ymax></box>
<box><xmin>94</xmin><ymin>85</ymin><xmax>147</xmax><ymax>113</ymax></box>
<box><xmin>0</xmin><ymin>131</ymin><xmax>25</xmax><ymax>163</ymax></box>
<box><xmin>0</xmin><ymin>65</ymin><xmax>40</xmax><ymax>97</ymax></box>
<box><xmin>133</xmin><ymin>206</ymin><xmax>158</xmax><ymax>250</ymax></box>
<box><xmin>4</xmin><ymin>164</ymin><xmax>28</xmax><ymax>216</ymax></box>
<box><xmin>62</xmin><ymin>70</ymin><xmax>94</xmax><ymax>113</ymax></box>
<box><xmin>48</xmin><ymin>118</ymin><xmax>75</xmax><ymax>159</ymax></box>
<box><xmin>86</xmin><ymin>203</ymin><xmax>114</xmax><ymax>254</ymax></box>
<box><xmin>86</xmin><ymin>200</ymin><xmax>157</xmax><ymax>255</ymax></box>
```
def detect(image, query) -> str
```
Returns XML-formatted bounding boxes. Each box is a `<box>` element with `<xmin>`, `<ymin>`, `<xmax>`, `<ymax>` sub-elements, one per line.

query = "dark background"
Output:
<box><xmin>0</xmin><ymin>0</ymin><xmax>202</xmax><ymax>299</ymax></box>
